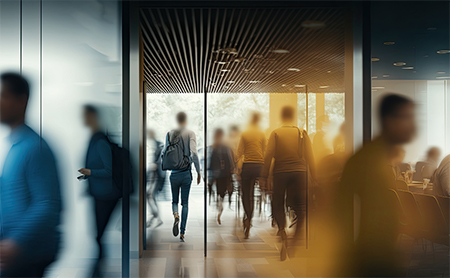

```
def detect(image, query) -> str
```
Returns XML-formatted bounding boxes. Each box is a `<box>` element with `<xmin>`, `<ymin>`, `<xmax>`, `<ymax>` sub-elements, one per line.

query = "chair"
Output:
<box><xmin>387</xmin><ymin>189</ymin><xmax>408</xmax><ymax>232</ymax></box>
<box><xmin>413</xmin><ymin>161</ymin><xmax>431</xmax><ymax>182</ymax></box>
<box><xmin>395</xmin><ymin>180</ymin><xmax>408</xmax><ymax>191</ymax></box>
<box><xmin>414</xmin><ymin>193</ymin><xmax>449</xmax><ymax>246</ymax></box>
<box><xmin>398</xmin><ymin>163</ymin><xmax>411</xmax><ymax>173</ymax></box>
<box><xmin>421</xmin><ymin>165</ymin><xmax>436</xmax><ymax>180</ymax></box>
<box><xmin>396</xmin><ymin>190</ymin><xmax>425</xmax><ymax>239</ymax></box>
<box><xmin>435</xmin><ymin>195</ymin><xmax>449</xmax><ymax>227</ymax></box>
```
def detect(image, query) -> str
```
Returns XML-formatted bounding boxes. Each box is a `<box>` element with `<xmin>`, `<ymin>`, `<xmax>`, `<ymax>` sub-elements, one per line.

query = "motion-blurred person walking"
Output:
<box><xmin>209</xmin><ymin>129</ymin><xmax>234</xmax><ymax>225</ymax></box>
<box><xmin>261</xmin><ymin>106</ymin><xmax>315</xmax><ymax>261</ymax></box>
<box><xmin>79</xmin><ymin>105</ymin><xmax>122</xmax><ymax>277</ymax></box>
<box><xmin>331</xmin><ymin>94</ymin><xmax>416</xmax><ymax>277</ymax></box>
<box><xmin>236</xmin><ymin>112</ymin><xmax>266</xmax><ymax>238</ymax></box>
<box><xmin>146</xmin><ymin>129</ymin><xmax>165</xmax><ymax>228</ymax></box>
<box><xmin>161</xmin><ymin>112</ymin><xmax>201</xmax><ymax>242</ymax></box>
<box><xmin>0</xmin><ymin>73</ymin><xmax>62</xmax><ymax>277</ymax></box>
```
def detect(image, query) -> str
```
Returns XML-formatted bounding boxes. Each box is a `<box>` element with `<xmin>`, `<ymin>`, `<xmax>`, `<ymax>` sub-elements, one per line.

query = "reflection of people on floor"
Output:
<box><xmin>330</xmin><ymin>94</ymin><xmax>416</xmax><ymax>277</ymax></box>
<box><xmin>237</xmin><ymin>112</ymin><xmax>266</xmax><ymax>239</ymax></box>
<box><xmin>146</xmin><ymin>129</ymin><xmax>165</xmax><ymax>228</ymax></box>
<box><xmin>80</xmin><ymin>105</ymin><xmax>122</xmax><ymax>277</ymax></box>
<box><xmin>162</xmin><ymin>112</ymin><xmax>201</xmax><ymax>242</ymax></box>
<box><xmin>0</xmin><ymin>73</ymin><xmax>62</xmax><ymax>277</ymax></box>
<box><xmin>209</xmin><ymin>128</ymin><xmax>234</xmax><ymax>225</ymax></box>
<box><xmin>261</xmin><ymin>106</ymin><xmax>315</xmax><ymax>261</ymax></box>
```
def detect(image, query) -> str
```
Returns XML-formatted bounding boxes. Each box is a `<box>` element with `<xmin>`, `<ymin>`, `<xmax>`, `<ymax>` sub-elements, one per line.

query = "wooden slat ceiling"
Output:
<box><xmin>141</xmin><ymin>7</ymin><xmax>345</xmax><ymax>94</ymax></box>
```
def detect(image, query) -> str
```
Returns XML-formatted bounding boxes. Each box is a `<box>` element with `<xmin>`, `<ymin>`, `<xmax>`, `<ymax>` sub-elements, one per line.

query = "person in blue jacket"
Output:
<box><xmin>0</xmin><ymin>73</ymin><xmax>62</xmax><ymax>277</ymax></box>
<box><xmin>78</xmin><ymin>105</ymin><xmax>121</xmax><ymax>277</ymax></box>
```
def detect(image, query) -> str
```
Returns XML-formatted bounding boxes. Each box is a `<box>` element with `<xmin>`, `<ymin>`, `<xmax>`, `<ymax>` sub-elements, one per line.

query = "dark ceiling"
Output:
<box><xmin>371</xmin><ymin>1</ymin><xmax>450</xmax><ymax>81</ymax></box>
<box><xmin>141</xmin><ymin>7</ymin><xmax>345</xmax><ymax>93</ymax></box>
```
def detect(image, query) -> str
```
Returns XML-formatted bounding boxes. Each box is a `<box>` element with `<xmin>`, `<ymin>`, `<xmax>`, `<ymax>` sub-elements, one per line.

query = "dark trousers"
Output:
<box><xmin>93</xmin><ymin>198</ymin><xmax>119</xmax><ymax>276</ymax></box>
<box><xmin>272</xmin><ymin>171</ymin><xmax>307</xmax><ymax>238</ymax></box>
<box><xmin>216</xmin><ymin>177</ymin><xmax>230</xmax><ymax>199</ymax></box>
<box><xmin>241</xmin><ymin>163</ymin><xmax>263</xmax><ymax>224</ymax></box>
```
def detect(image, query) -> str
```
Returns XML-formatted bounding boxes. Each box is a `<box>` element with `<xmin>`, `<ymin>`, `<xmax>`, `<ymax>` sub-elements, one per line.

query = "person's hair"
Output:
<box><xmin>379</xmin><ymin>94</ymin><xmax>413</xmax><ymax>122</ymax></box>
<box><xmin>250</xmin><ymin>112</ymin><xmax>261</xmax><ymax>125</ymax></box>
<box><xmin>426</xmin><ymin>146</ymin><xmax>440</xmax><ymax>158</ymax></box>
<box><xmin>1</xmin><ymin>72</ymin><xmax>30</xmax><ymax>101</ymax></box>
<box><xmin>84</xmin><ymin>104</ymin><xmax>98</xmax><ymax>115</ymax></box>
<box><xmin>229</xmin><ymin>125</ymin><xmax>239</xmax><ymax>133</ymax></box>
<box><xmin>176</xmin><ymin>112</ymin><xmax>187</xmax><ymax>124</ymax></box>
<box><xmin>281</xmin><ymin>106</ymin><xmax>295</xmax><ymax>120</ymax></box>
<box><xmin>214</xmin><ymin>128</ymin><xmax>224</xmax><ymax>137</ymax></box>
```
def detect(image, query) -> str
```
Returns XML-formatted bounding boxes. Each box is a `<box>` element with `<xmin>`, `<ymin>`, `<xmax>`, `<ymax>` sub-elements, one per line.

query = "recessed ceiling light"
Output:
<box><xmin>287</xmin><ymin>68</ymin><xmax>301</xmax><ymax>72</ymax></box>
<box><xmin>249</xmin><ymin>81</ymin><xmax>260</xmax><ymax>83</ymax></box>
<box><xmin>271</xmin><ymin>49</ymin><xmax>290</xmax><ymax>54</ymax></box>
<box><xmin>294</xmin><ymin>85</ymin><xmax>305</xmax><ymax>87</ymax></box>
<box><xmin>437</xmin><ymin>50</ymin><xmax>450</xmax><ymax>54</ymax></box>
<box><xmin>402</xmin><ymin>67</ymin><xmax>414</xmax><ymax>70</ymax></box>
<box><xmin>301</xmin><ymin>20</ymin><xmax>326</xmax><ymax>28</ymax></box>
<box><xmin>393</xmin><ymin>62</ymin><xmax>406</xmax><ymax>66</ymax></box>
<box><xmin>384</xmin><ymin>42</ymin><xmax>395</xmax><ymax>45</ymax></box>
<box><xmin>327</xmin><ymin>70</ymin><xmax>332</xmax><ymax>73</ymax></box>
<box><xmin>436</xmin><ymin>76</ymin><xmax>450</xmax><ymax>79</ymax></box>
<box><xmin>372</xmin><ymin>76</ymin><xmax>378</xmax><ymax>79</ymax></box>
<box><xmin>281</xmin><ymin>84</ymin><xmax>287</xmax><ymax>87</ymax></box>
<box><xmin>227</xmin><ymin>81</ymin><xmax>235</xmax><ymax>83</ymax></box>
<box><xmin>383</xmin><ymin>74</ymin><xmax>390</xmax><ymax>78</ymax></box>
<box><xmin>372</xmin><ymin>86</ymin><xmax>385</xmax><ymax>90</ymax></box>
<box><xmin>319</xmin><ymin>86</ymin><xmax>329</xmax><ymax>89</ymax></box>
<box><xmin>437</xmin><ymin>71</ymin><xmax>446</xmax><ymax>74</ymax></box>
<box><xmin>216</xmin><ymin>61</ymin><xmax>226</xmax><ymax>65</ymax></box>
<box><xmin>221</xmin><ymin>69</ymin><xmax>230</xmax><ymax>72</ymax></box>
<box><xmin>266</xmin><ymin>70</ymin><xmax>275</xmax><ymax>74</ymax></box>
<box><xmin>371</xmin><ymin>58</ymin><xmax>380</xmax><ymax>62</ymax></box>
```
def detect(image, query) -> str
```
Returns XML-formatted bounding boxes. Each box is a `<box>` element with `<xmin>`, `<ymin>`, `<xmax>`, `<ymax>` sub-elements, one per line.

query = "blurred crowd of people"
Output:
<box><xmin>1</xmin><ymin>72</ymin><xmax>449</xmax><ymax>278</ymax></box>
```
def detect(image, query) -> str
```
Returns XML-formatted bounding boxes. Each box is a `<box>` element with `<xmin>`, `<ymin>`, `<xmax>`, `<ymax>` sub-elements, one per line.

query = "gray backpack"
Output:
<box><xmin>161</xmin><ymin>130</ymin><xmax>190</xmax><ymax>171</ymax></box>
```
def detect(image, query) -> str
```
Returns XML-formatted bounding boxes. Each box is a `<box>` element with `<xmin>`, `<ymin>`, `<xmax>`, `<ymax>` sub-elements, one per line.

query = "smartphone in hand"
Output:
<box><xmin>77</xmin><ymin>175</ymin><xmax>87</xmax><ymax>181</ymax></box>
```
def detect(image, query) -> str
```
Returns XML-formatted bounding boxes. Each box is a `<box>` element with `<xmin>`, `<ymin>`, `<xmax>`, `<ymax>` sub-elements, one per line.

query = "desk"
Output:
<box><xmin>408</xmin><ymin>182</ymin><xmax>433</xmax><ymax>194</ymax></box>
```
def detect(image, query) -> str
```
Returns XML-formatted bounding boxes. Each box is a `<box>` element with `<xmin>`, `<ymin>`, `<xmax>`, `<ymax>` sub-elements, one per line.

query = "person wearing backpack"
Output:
<box><xmin>78</xmin><ymin>105</ymin><xmax>122</xmax><ymax>277</ymax></box>
<box><xmin>161</xmin><ymin>112</ymin><xmax>201</xmax><ymax>242</ymax></box>
<box><xmin>209</xmin><ymin>128</ymin><xmax>234</xmax><ymax>225</ymax></box>
<box><xmin>260</xmin><ymin>106</ymin><xmax>315</xmax><ymax>261</ymax></box>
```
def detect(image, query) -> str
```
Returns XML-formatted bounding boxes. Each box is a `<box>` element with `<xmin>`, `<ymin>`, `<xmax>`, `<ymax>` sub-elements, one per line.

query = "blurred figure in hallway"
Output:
<box><xmin>237</xmin><ymin>112</ymin><xmax>266</xmax><ymax>238</ymax></box>
<box><xmin>210</xmin><ymin>128</ymin><xmax>234</xmax><ymax>225</ymax></box>
<box><xmin>161</xmin><ymin>112</ymin><xmax>201</xmax><ymax>242</ymax></box>
<box><xmin>79</xmin><ymin>105</ymin><xmax>122</xmax><ymax>277</ymax></box>
<box><xmin>0</xmin><ymin>73</ymin><xmax>62</xmax><ymax>277</ymax></box>
<box><xmin>331</xmin><ymin>94</ymin><xmax>416</xmax><ymax>277</ymax></box>
<box><xmin>226</xmin><ymin>125</ymin><xmax>241</xmax><ymax>208</ymax></box>
<box><xmin>261</xmin><ymin>106</ymin><xmax>315</xmax><ymax>261</ymax></box>
<box><xmin>425</xmin><ymin>146</ymin><xmax>441</xmax><ymax>168</ymax></box>
<box><xmin>312</xmin><ymin>115</ymin><xmax>332</xmax><ymax>166</ymax></box>
<box><xmin>389</xmin><ymin>145</ymin><xmax>407</xmax><ymax>182</ymax></box>
<box><xmin>146</xmin><ymin>129</ymin><xmax>165</xmax><ymax>228</ymax></box>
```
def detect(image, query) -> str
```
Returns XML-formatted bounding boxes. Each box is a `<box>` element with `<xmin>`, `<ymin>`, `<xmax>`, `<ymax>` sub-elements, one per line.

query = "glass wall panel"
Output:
<box><xmin>41</xmin><ymin>1</ymin><xmax>122</xmax><ymax>277</ymax></box>
<box><xmin>371</xmin><ymin>2</ymin><xmax>450</xmax><ymax>275</ymax></box>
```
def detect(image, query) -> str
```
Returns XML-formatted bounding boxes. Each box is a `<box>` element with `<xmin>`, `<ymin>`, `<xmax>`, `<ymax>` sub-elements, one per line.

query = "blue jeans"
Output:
<box><xmin>170</xmin><ymin>170</ymin><xmax>192</xmax><ymax>234</ymax></box>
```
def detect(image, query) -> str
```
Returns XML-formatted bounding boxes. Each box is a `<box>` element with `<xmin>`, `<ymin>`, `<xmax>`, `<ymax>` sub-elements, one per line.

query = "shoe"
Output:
<box><xmin>180</xmin><ymin>233</ymin><xmax>185</xmax><ymax>242</ymax></box>
<box><xmin>243</xmin><ymin>219</ymin><xmax>250</xmax><ymax>239</ymax></box>
<box><xmin>173</xmin><ymin>214</ymin><xmax>180</xmax><ymax>237</ymax></box>
<box><xmin>154</xmin><ymin>218</ymin><xmax>163</xmax><ymax>228</ymax></box>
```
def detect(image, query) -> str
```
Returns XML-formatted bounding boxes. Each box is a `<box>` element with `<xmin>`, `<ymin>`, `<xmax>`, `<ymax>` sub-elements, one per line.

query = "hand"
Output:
<box><xmin>0</xmin><ymin>239</ymin><xmax>20</xmax><ymax>270</ymax></box>
<box><xmin>78</xmin><ymin>168</ymin><xmax>91</xmax><ymax>176</ymax></box>
<box><xmin>197</xmin><ymin>174</ymin><xmax>201</xmax><ymax>185</ymax></box>
<box><xmin>257</xmin><ymin>177</ymin><xmax>267</xmax><ymax>189</ymax></box>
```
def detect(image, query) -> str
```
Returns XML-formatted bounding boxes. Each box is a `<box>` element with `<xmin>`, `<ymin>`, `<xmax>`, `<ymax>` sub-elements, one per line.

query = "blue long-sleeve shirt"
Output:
<box><xmin>0</xmin><ymin>124</ymin><xmax>61</xmax><ymax>257</ymax></box>
<box><xmin>85</xmin><ymin>132</ymin><xmax>120</xmax><ymax>199</ymax></box>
